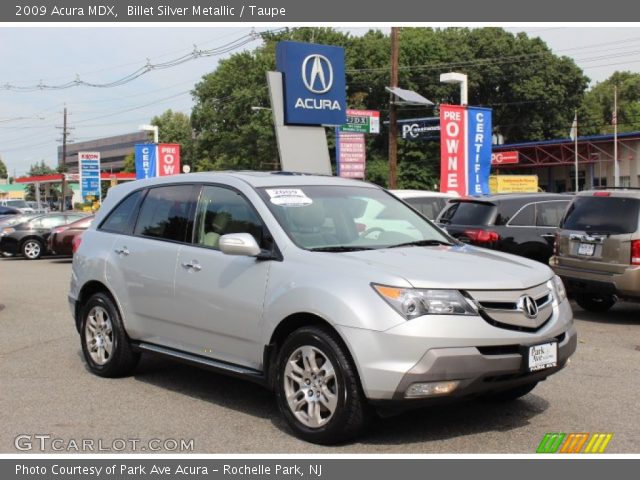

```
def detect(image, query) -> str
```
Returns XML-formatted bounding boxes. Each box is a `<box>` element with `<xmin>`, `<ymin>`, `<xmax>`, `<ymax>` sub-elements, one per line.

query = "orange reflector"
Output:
<box><xmin>373</xmin><ymin>285</ymin><xmax>403</xmax><ymax>299</ymax></box>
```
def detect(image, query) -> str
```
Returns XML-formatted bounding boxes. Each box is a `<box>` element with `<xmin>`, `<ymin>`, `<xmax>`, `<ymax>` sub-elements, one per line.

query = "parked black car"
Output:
<box><xmin>0</xmin><ymin>205</ymin><xmax>22</xmax><ymax>219</ymax></box>
<box><xmin>437</xmin><ymin>193</ymin><xmax>572</xmax><ymax>263</ymax></box>
<box><xmin>0</xmin><ymin>212</ymin><xmax>89</xmax><ymax>259</ymax></box>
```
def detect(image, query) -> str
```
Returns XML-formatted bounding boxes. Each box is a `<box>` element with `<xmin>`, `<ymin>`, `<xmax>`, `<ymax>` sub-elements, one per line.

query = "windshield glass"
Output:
<box><xmin>562</xmin><ymin>196</ymin><xmax>640</xmax><ymax>234</ymax></box>
<box><xmin>257</xmin><ymin>185</ymin><xmax>452</xmax><ymax>250</ymax></box>
<box><xmin>7</xmin><ymin>200</ymin><xmax>29</xmax><ymax>208</ymax></box>
<box><xmin>438</xmin><ymin>200</ymin><xmax>496</xmax><ymax>225</ymax></box>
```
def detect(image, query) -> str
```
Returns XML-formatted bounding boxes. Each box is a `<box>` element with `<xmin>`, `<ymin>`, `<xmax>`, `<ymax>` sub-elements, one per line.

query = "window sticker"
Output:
<box><xmin>265</xmin><ymin>188</ymin><xmax>313</xmax><ymax>207</ymax></box>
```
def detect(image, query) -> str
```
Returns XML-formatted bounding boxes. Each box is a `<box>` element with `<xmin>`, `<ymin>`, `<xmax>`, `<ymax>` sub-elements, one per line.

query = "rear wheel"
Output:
<box><xmin>22</xmin><ymin>239</ymin><xmax>43</xmax><ymax>260</ymax></box>
<box><xmin>576</xmin><ymin>294</ymin><xmax>616</xmax><ymax>313</ymax></box>
<box><xmin>80</xmin><ymin>292</ymin><xmax>139</xmax><ymax>377</ymax></box>
<box><xmin>275</xmin><ymin>326</ymin><xmax>367</xmax><ymax>444</ymax></box>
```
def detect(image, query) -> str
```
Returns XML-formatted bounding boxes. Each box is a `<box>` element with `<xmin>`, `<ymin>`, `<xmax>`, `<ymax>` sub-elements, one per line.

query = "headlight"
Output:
<box><xmin>550</xmin><ymin>275</ymin><xmax>567</xmax><ymax>304</ymax></box>
<box><xmin>372</xmin><ymin>284</ymin><xmax>478</xmax><ymax>319</ymax></box>
<box><xmin>1</xmin><ymin>227</ymin><xmax>15</xmax><ymax>236</ymax></box>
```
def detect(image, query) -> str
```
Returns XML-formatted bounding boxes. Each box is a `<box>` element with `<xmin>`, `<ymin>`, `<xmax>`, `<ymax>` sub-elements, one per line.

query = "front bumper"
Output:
<box><xmin>337</xmin><ymin>298</ymin><xmax>576</xmax><ymax>401</ymax></box>
<box><xmin>0</xmin><ymin>236</ymin><xmax>19</xmax><ymax>254</ymax></box>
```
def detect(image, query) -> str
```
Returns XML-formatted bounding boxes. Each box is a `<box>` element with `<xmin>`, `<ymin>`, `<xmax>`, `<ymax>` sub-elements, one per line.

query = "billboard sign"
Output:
<box><xmin>135</xmin><ymin>144</ymin><xmax>157</xmax><ymax>180</ymax></box>
<box><xmin>399</xmin><ymin>117</ymin><xmax>440</xmax><ymax>140</ymax></box>
<box><xmin>276</xmin><ymin>41</ymin><xmax>346</xmax><ymax>126</ymax></box>
<box><xmin>491</xmin><ymin>151</ymin><xmax>520</xmax><ymax>165</ymax></box>
<box><xmin>157</xmin><ymin>144</ymin><xmax>181</xmax><ymax>177</ymax></box>
<box><xmin>490</xmin><ymin>175</ymin><xmax>539</xmax><ymax>193</ymax></box>
<box><xmin>439</xmin><ymin>105</ymin><xmax>467</xmax><ymax>196</ymax></box>
<box><xmin>467</xmin><ymin>107</ymin><xmax>492</xmax><ymax>195</ymax></box>
<box><xmin>340</xmin><ymin>109</ymin><xmax>380</xmax><ymax>134</ymax></box>
<box><xmin>79</xmin><ymin>152</ymin><xmax>101</xmax><ymax>201</ymax></box>
<box><xmin>337</xmin><ymin>131</ymin><xmax>366</xmax><ymax>179</ymax></box>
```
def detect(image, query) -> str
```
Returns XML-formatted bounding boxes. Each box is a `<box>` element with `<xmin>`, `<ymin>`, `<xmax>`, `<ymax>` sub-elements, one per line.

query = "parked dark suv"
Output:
<box><xmin>437</xmin><ymin>193</ymin><xmax>572</xmax><ymax>263</ymax></box>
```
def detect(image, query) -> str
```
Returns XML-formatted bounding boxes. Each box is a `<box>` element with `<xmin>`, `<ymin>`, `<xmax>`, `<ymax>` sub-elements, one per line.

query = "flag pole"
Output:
<box><xmin>574</xmin><ymin>110</ymin><xmax>579</xmax><ymax>193</ymax></box>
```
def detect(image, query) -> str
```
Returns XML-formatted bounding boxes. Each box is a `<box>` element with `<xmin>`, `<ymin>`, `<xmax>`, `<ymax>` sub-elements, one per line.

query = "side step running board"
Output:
<box><xmin>132</xmin><ymin>342</ymin><xmax>267</xmax><ymax>387</ymax></box>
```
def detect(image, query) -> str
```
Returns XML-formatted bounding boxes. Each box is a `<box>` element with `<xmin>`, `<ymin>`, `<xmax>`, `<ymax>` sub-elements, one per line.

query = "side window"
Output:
<box><xmin>100</xmin><ymin>190</ymin><xmax>144</xmax><ymax>235</ymax></box>
<box><xmin>536</xmin><ymin>201</ymin><xmax>569</xmax><ymax>227</ymax></box>
<box><xmin>508</xmin><ymin>203</ymin><xmax>535</xmax><ymax>227</ymax></box>
<box><xmin>194</xmin><ymin>186</ymin><xmax>264</xmax><ymax>250</ymax></box>
<box><xmin>134</xmin><ymin>185</ymin><xmax>196</xmax><ymax>242</ymax></box>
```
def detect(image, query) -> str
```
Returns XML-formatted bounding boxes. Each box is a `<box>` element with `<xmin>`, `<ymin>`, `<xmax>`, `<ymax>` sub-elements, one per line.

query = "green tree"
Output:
<box><xmin>580</xmin><ymin>71</ymin><xmax>640</xmax><ymax>136</ymax></box>
<box><xmin>0</xmin><ymin>156</ymin><xmax>7</xmax><ymax>179</ymax></box>
<box><xmin>23</xmin><ymin>160</ymin><xmax>57</xmax><ymax>200</ymax></box>
<box><xmin>122</xmin><ymin>151</ymin><xmax>136</xmax><ymax>173</ymax></box>
<box><xmin>191</xmin><ymin>27</ymin><xmax>589</xmax><ymax>188</ymax></box>
<box><xmin>150</xmin><ymin>109</ymin><xmax>195</xmax><ymax>169</ymax></box>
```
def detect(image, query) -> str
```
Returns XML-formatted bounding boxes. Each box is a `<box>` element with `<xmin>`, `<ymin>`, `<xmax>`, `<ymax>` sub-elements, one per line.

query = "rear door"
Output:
<box><xmin>105</xmin><ymin>184</ymin><xmax>198</xmax><ymax>341</ymax></box>
<box><xmin>557</xmin><ymin>195</ymin><xmax>640</xmax><ymax>274</ymax></box>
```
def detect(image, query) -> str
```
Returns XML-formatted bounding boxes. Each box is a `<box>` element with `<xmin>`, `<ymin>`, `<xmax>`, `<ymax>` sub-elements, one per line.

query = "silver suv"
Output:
<box><xmin>69</xmin><ymin>172</ymin><xmax>576</xmax><ymax>444</ymax></box>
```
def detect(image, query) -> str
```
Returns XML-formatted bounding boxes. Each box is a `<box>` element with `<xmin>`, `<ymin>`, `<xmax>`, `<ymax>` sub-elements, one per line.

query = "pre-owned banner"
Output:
<box><xmin>466</xmin><ymin>107</ymin><xmax>492</xmax><ymax>195</ymax></box>
<box><xmin>439</xmin><ymin>104</ymin><xmax>492</xmax><ymax>196</ymax></box>
<box><xmin>439</xmin><ymin>105</ymin><xmax>467</xmax><ymax>196</ymax></box>
<box><xmin>135</xmin><ymin>144</ymin><xmax>157</xmax><ymax>180</ymax></box>
<box><xmin>158</xmin><ymin>144</ymin><xmax>181</xmax><ymax>176</ymax></box>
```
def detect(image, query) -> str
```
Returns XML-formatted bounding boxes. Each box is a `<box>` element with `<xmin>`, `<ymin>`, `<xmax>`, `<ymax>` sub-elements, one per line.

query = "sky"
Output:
<box><xmin>1</xmin><ymin>26</ymin><xmax>639</xmax><ymax>177</ymax></box>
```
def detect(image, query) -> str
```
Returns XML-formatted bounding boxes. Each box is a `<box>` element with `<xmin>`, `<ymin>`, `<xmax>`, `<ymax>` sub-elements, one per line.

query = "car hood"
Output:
<box><xmin>338</xmin><ymin>244</ymin><xmax>553</xmax><ymax>290</ymax></box>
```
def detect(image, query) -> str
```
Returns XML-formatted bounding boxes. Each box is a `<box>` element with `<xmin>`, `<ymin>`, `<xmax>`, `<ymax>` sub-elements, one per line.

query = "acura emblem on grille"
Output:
<box><xmin>518</xmin><ymin>295</ymin><xmax>539</xmax><ymax>319</ymax></box>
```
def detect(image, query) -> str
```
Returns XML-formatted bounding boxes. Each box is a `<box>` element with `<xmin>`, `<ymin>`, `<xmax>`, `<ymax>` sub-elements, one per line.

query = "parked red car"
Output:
<box><xmin>48</xmin><ymin>215</ymin><xmax>94</xmax><ymax>256</ymax></box>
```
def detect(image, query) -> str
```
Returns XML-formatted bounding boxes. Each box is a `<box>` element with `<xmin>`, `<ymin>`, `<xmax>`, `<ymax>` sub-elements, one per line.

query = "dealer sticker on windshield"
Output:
<box><xmin>528</xmin><ymin>341</ymin><xmax>558</xmax><ymax>372</ymax></box>
<box><xmin>266</xmin><ymin>188</ymin><xmax>313</xmax><ymax>207</ymax></box>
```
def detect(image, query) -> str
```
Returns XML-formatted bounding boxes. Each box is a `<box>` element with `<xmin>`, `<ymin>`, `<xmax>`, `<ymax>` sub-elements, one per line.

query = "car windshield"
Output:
<box><xmin>562</xmin><ymin>196</ymin><xmax>640</xmax><ymax>234</ymax></box>
<box><xmin>257</xmin><ymin>185</ymin><xmax>452</xmax><ymax>251</ymax></box>
<box><xmin>0</xmin><ymin>214</ymin><xmax>37</xmax><ymax>227</ymax></box>
<box><xmin>7</xmin><ymin>200</ymin><xmax>29</xmax><ymax>208</ymax></box>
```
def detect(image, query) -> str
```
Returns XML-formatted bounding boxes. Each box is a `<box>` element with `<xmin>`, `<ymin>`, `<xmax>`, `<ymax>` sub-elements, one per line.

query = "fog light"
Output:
<box><xmin>405</xmin><ymin>380</ymin><xmax>460</xmax><ymax>398</ymax></box>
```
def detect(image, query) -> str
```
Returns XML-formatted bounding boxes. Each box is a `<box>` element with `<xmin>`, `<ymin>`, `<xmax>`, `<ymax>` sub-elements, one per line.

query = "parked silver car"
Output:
<box><xmin>69</xmin><ymin>172</ymin><xmax>576</xmax><ymax>444</ymax></box>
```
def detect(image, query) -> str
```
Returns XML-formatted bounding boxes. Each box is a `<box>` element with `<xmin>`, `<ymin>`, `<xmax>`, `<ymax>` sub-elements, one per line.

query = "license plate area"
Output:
<box><xmin>527</xmin><ymin>342</ymin><xmax>558</xmax><ymax>372</ymax></box>
<box><xmin>578</xmin><ymin>242</ymin><xmax>595</xmax><ymax>256</ymax></box>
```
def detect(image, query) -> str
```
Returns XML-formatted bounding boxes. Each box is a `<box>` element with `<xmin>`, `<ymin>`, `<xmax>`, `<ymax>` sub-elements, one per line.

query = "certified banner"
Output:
<box><xmin>439</xmin><ymin>105</ymin><xmax>467</xmax><ymax>196</ymax></box>
<box><xmin>135</xmin><ymin>144</ymin><xmax>157</xmax><ymax>180</ymax></box>
<box><xmin>157</xmin><ymin>144</ymin><xmax>181</xmax><ymax>176</ymax></box>
<box><xmin>466</xmin><ymin>107</ymin><xmax>492</xmax><ymax>195</ymax></box>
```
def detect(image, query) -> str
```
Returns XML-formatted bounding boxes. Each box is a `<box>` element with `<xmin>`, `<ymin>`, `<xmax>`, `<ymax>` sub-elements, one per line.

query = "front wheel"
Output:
<box><xmin>275</xmin><ymin>326</ymin><xmax>367</xmax><ymax>444</ymax></box>
<box><xmin>80</xmin><ymin>292</ymin><xmax>139</xmax><ymax>377</ymax></box>
<box><xmin>576</xmin><ymin>294</ymin><xmax>616</xmax><ymax>313</ymax></box>
<box><xmin>22</xmin><ymin>239</ymin><xmax>43</xmax><ymax>260</ymax></box>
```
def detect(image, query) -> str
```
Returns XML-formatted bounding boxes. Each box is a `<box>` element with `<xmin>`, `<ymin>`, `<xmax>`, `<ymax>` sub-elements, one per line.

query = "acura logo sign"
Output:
<box><xmin>518</xmin><ymin>295</ymin><xmax>539</xmax><ymax>319</ymax></box>
<box><xmin>301</xmin><ymin>54</ymin><xmax>334</xmax><ymax>94</ymax></box>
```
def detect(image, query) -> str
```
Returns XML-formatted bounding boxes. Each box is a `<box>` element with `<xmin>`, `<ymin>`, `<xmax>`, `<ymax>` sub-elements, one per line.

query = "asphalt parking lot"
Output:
<box><xmin>1</xmin><ymin>257</ymin><xmax>639</xmax><ymax>453</ymax></box>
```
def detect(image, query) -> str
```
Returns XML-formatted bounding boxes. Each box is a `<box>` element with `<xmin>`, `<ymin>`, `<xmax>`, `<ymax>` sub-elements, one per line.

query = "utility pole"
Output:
<box><xmin>388</xmin><ymin>27</ymin><xmax>399</xmax><ymax>189</ymax></box>
<box><xmin>57</xmin><ymin>106</ymin><xmax>70</xmax><ymax>211</ymax></box>
<box><xmin>613</xmin><ymin>85</ymin><xmax>619</xmax><ymax>187</ymax></box>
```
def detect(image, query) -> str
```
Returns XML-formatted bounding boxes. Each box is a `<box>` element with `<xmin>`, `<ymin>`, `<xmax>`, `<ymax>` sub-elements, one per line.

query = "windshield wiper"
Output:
<box><xmin>308</xmin><ymin>246</ymin><xmax>376</xmax><ymax>252</ymax></box>
<box><xmin>387</xmin><ymin>239</ymin><xmax>454</xmax><ymax>249</ymax></box>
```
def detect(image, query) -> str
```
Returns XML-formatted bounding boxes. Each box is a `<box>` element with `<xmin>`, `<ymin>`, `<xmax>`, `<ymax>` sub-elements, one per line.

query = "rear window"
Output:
<box><xmin>404</xmin><ymin>197</ymin><xmax>448</xmax><ymax>220</ymax></box>
<box><xmin>439</xmin><ymin>201</ymin><xmax>495</xmax><ymax>225</ymax></box>
<box><xmin>562</xmin><ymin>196</ymin><xmax>640</xmax><ymax>234</ymax></box>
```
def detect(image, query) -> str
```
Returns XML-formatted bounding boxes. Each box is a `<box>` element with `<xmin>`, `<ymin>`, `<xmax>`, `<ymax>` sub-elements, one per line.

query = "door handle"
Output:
<box><xmin>114</xmin><ymin>247</ymin><xmax>130</xmax><ymax>256</ymax></box>
<box><xmin>181</xmin><ymin>261</ymin><xmax>202</xmax><ymax>272</ymax></box>
<box><xmin>540</xmin><ymin>234</ymin><xmax>556</xmax><ymax>239</ymax></box>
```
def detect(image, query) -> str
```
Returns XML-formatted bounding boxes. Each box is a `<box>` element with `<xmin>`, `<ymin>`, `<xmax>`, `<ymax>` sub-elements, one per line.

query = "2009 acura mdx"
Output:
<box><xmin>69</xmin><ymin>172</ymin><xmax>576</xmax><ymax>444</ymax></box>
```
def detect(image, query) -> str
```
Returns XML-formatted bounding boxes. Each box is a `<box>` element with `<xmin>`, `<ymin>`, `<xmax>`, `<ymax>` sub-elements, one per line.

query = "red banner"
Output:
<box><xmin>491</xmin><ymin>151</ymin><xmax>519</xmax><ymax>165</ymax></box>
<box><xmin>439</xmin><ymin>105</ymin><xmax>467</xmax><ymax>196</ymax></box>
<box><xmin>157</xmin><ymin>144</ymin><xmax>181</xmax><ymax>176</ymax></box>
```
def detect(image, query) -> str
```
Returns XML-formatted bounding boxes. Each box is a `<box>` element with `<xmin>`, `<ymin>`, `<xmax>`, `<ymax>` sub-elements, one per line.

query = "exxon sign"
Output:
<box><xmin>276</xmin><ymin>41</ymin><xmax>346</xmax><ymax>126</ymax></box>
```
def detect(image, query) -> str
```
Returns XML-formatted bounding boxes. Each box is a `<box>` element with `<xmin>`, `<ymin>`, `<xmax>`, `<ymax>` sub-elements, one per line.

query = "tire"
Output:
<box><xmin>22</xmin><ymin>239</ymin><xmax>43</xmax><ymax>260</ymax></box>
<box><xmin>80</xmin><ymin>292</ymin><xmax>139</xmax><ymax>378</ymax></box>
<box><xmin>275</xmin><ymin>326</ymin><xmax>367</xmax><ymax>444</ymax></box>
<box><xmin>487</xmin><ymin>381</ymin><xmax>538</xmax><ymax>402</ymax></box>
<box><xmin>576</xmin><ymin>294</ymin><xmax>616</xmax><ymax>313</ymax></box>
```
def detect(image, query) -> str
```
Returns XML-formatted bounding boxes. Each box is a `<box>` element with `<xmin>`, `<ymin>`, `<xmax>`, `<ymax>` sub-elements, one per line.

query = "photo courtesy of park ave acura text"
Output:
<box><xmin>0</xmin><ymin>7</ymin><xmax>639</xmax><ymax>461</ymax></box>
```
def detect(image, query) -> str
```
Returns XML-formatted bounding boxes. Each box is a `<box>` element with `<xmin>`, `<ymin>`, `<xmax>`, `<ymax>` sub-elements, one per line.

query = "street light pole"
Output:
<box><xmin>440</xmin><ymin>72</ymin><xmax>468</xmax><ymax>106</ymax></box>
<box><xmin>139</xmin><ymin>124</ymin><xmax>159</xmax><ymax>144</ymax></box>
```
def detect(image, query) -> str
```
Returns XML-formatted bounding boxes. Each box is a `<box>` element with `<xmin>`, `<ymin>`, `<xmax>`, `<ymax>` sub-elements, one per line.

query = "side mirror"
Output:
<box><xmin>219</xmin><ymin>233</ymin><xmax>261</xmax><ymax>257</ymax></box>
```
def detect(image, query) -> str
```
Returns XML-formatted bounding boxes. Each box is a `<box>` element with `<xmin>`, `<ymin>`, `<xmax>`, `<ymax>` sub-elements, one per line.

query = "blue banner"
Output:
<box><xmin>276</xmin><ymin>41</ymin><xmax>346</xmax><ymax>126</ymax></box>
<box><xmin>79</xmin><ymin>152</ymin><xmax>101</xmax><ymax>200</ymax></box>
<box><xmin>135</xmin><ymin>144</ymin><xmax>157</xmax><ymax>180</ymax></box>
<box><xmin>466</xmin><ymin>107</ymin><xmax>492</xmax><ymax>195</ymax></box>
